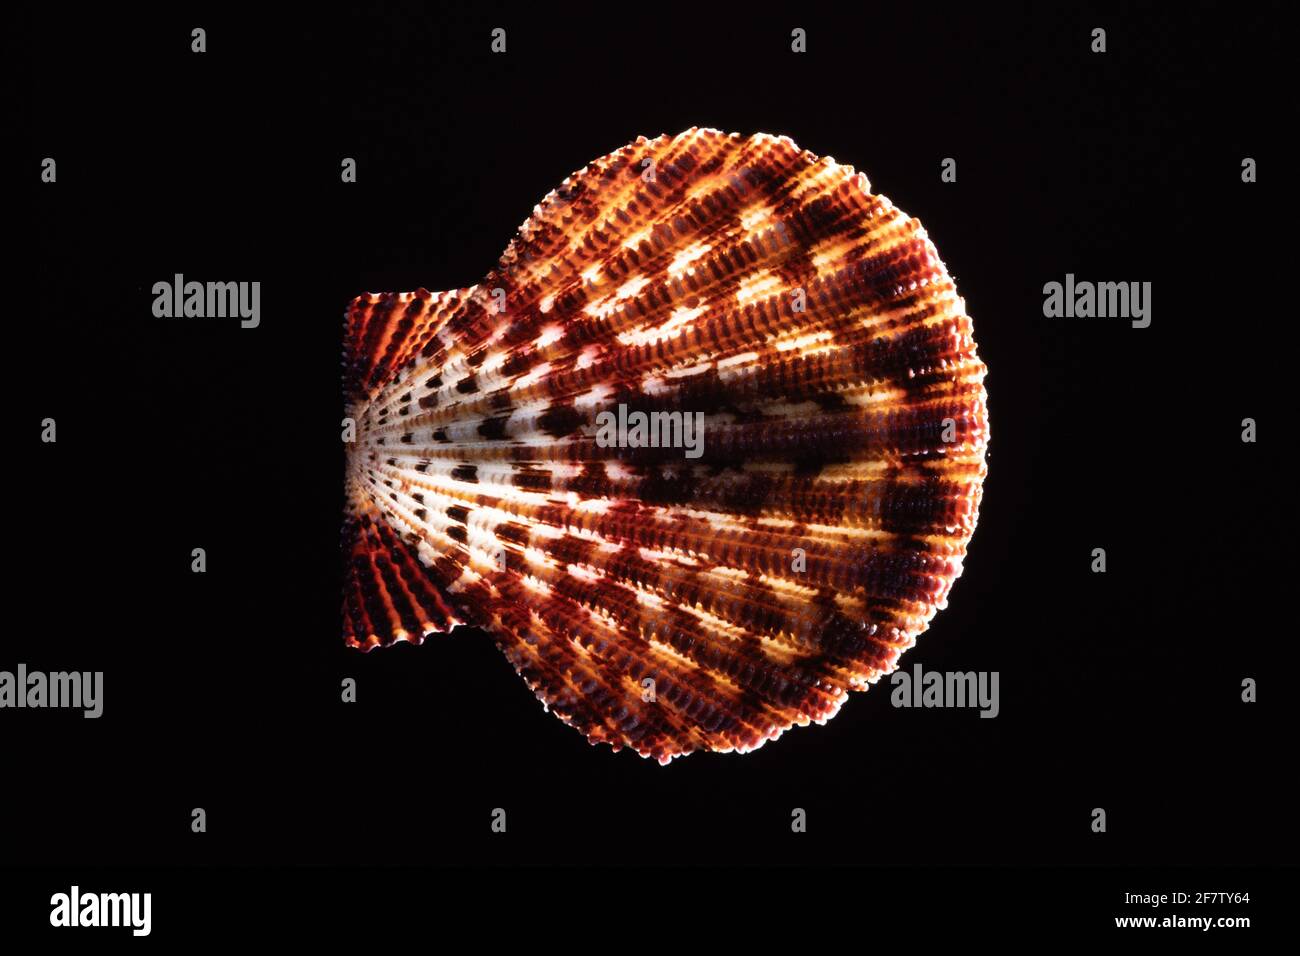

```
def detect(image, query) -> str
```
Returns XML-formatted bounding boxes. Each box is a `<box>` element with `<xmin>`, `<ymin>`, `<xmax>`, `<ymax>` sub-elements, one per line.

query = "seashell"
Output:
<box><xmin>341</xmin><ymin>128</ymin><xmax>988</xmax><ymax>762</ymax></box>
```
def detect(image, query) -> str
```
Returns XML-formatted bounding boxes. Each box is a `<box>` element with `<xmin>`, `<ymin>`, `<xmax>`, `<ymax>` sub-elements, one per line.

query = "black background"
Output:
<box><xmin>12</xmin><ymin>0</ymin><xmax>1290</xmax><ymax>885</ymax></box>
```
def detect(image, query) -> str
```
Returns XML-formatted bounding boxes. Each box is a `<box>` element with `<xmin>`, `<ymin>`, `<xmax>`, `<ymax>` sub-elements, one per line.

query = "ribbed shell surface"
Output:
<box><xmin>341</xmin><ymin>129</ymin><xmax>989</xmax><ymax>762</ymax></box>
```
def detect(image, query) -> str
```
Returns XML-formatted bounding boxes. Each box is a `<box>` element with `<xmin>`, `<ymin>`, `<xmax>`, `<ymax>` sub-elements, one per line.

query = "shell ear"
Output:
<box><xmin>342</xmin><ymin>286</ymin><xmax>478</xmax><ymax>411</ymax></box>
<box><xmin>341</xmin><ymin>286</ymin><xmax>482</xmax><ymax>650</ymax></box>
<box><xmin>341</xmin><ymin>501</ymin><xmax>464</xmax><ymax>650</ymax></box>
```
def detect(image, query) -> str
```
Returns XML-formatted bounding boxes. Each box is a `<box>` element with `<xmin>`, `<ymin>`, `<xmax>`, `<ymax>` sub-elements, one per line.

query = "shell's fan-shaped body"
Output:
<box><xmin>341</xmin><ymin>129</ymin><xmax>988</xmax><ymax>763</ymax></box>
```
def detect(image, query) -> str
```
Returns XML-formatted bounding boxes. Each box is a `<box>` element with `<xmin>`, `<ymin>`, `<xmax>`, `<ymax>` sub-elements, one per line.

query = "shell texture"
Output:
<box><xmin>341</xmin><ymin>128</ymin><xmax>988</xmax><ymax>762</ymax></box>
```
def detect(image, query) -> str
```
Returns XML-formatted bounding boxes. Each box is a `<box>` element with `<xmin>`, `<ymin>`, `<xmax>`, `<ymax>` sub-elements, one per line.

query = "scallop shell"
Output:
<box><xmin>342</xmin><ymin>128</ymin><xmax>988</xmax><ymax>762</ymax></box>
